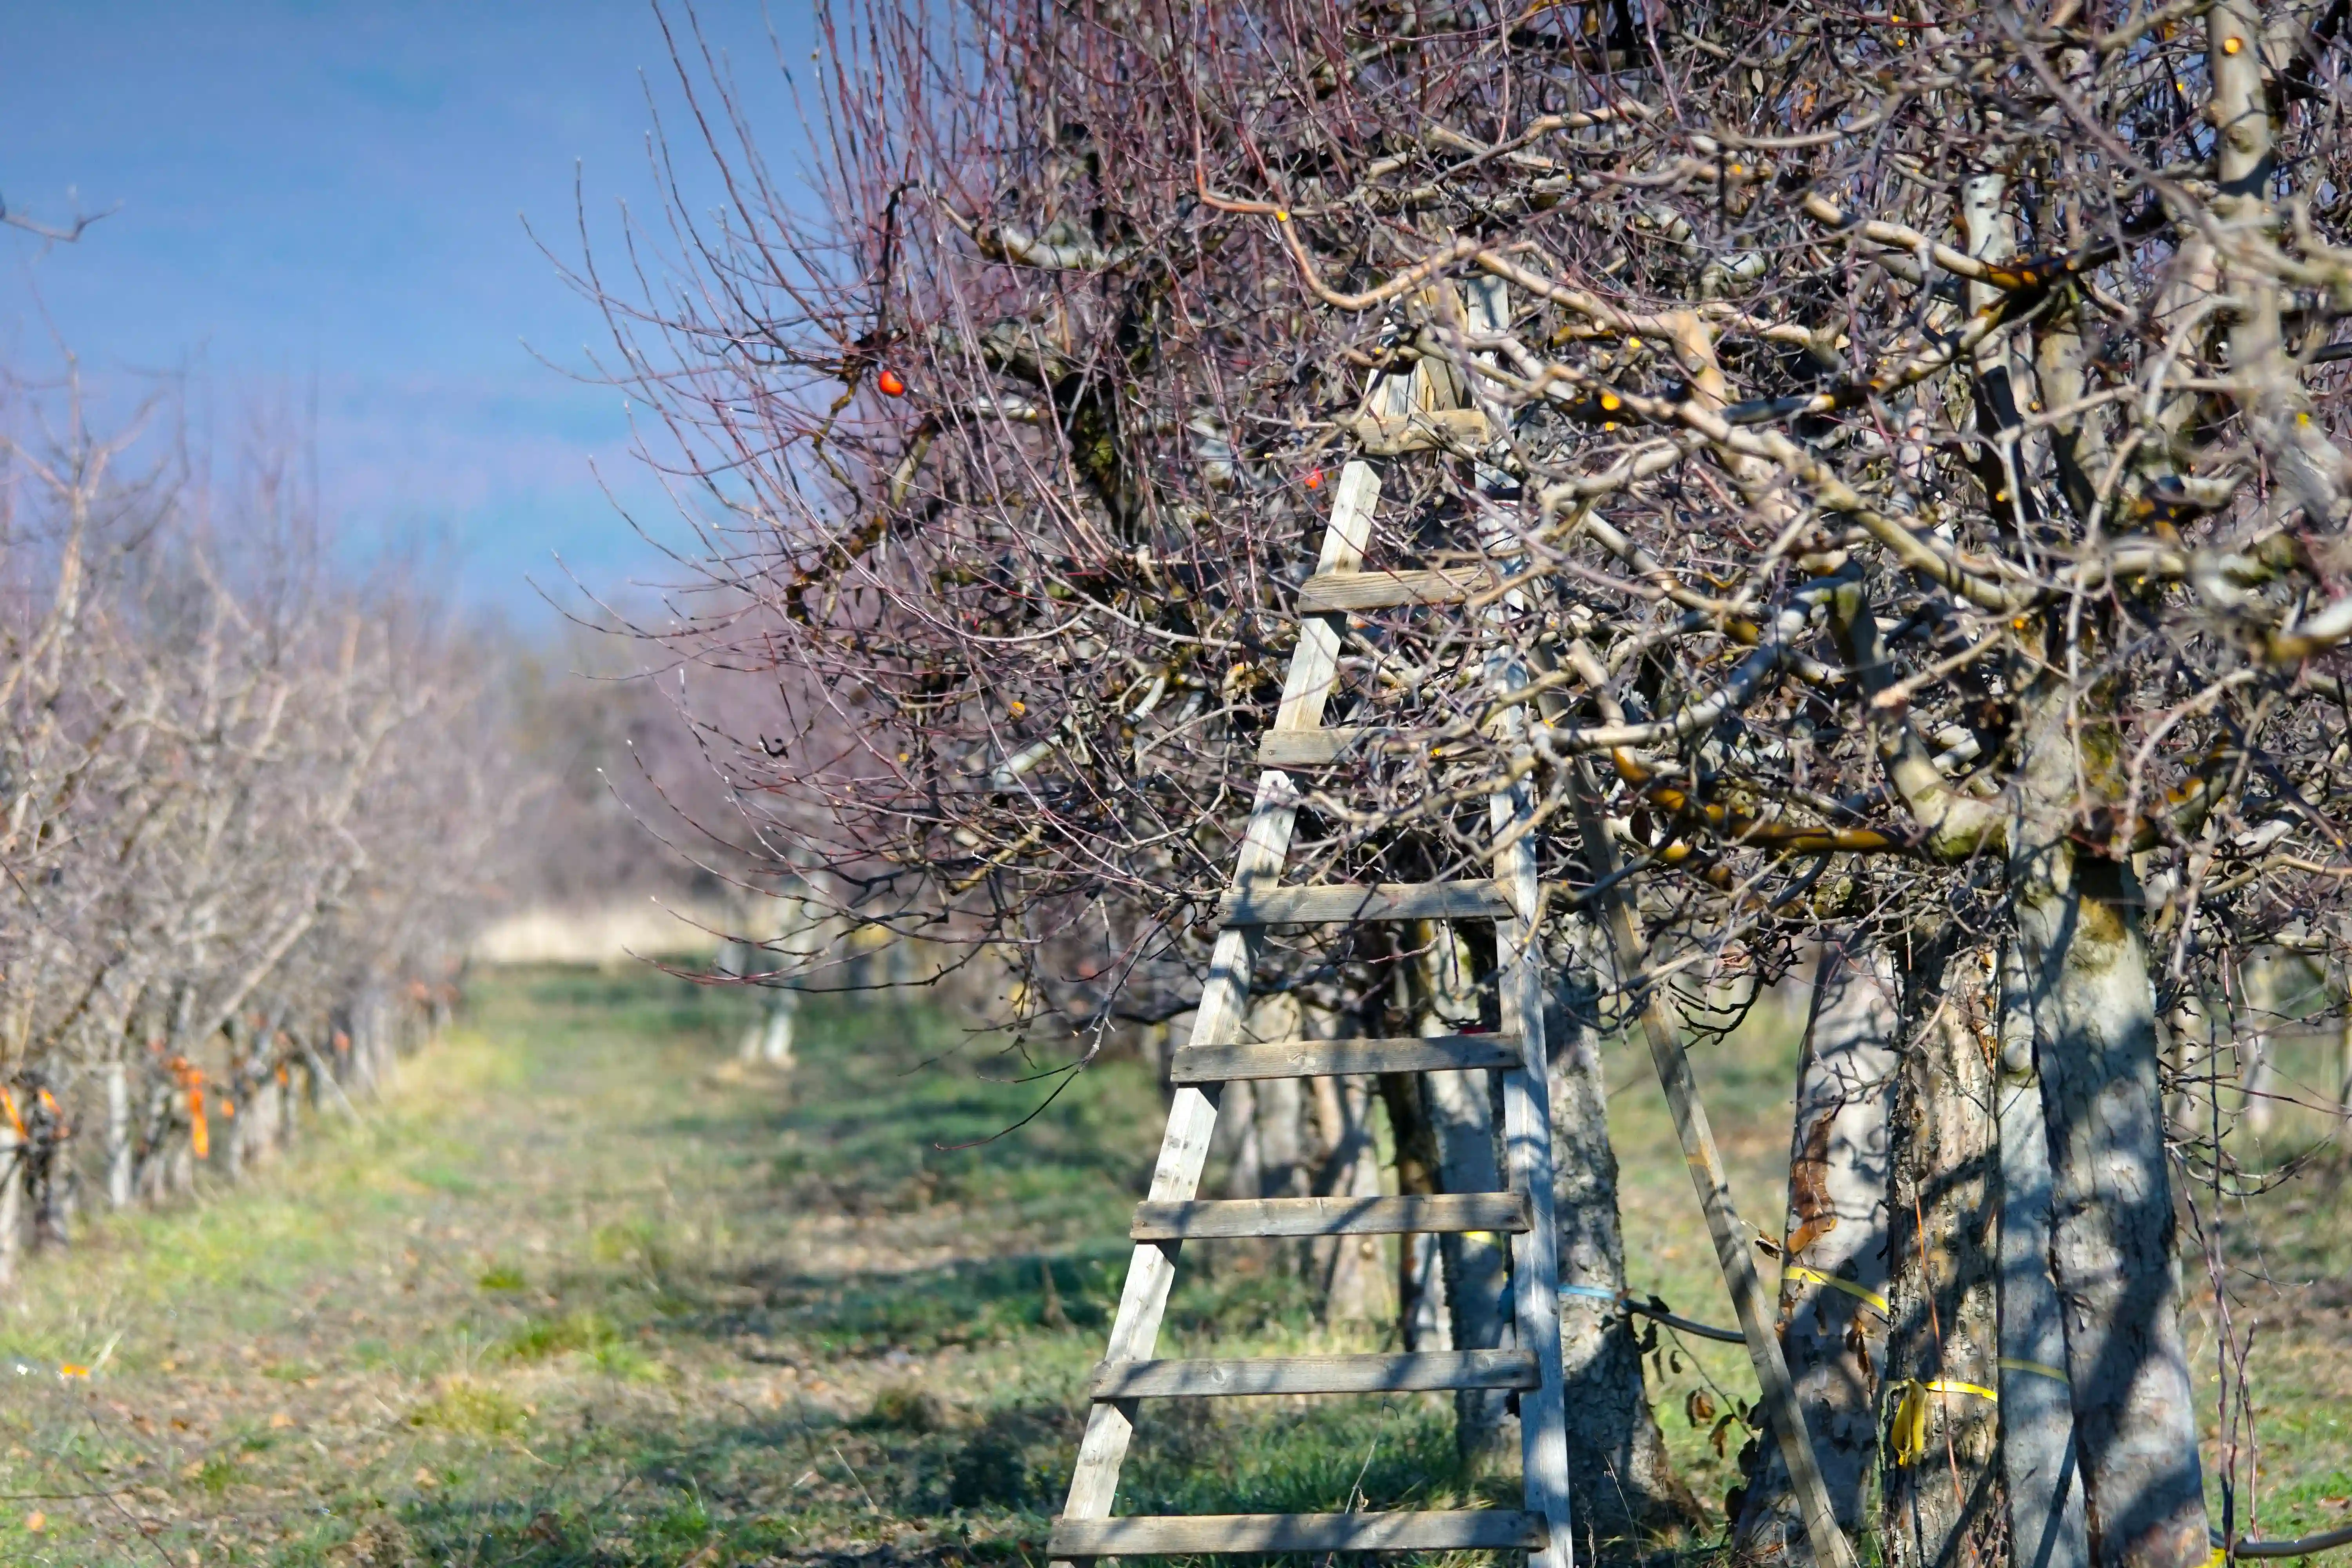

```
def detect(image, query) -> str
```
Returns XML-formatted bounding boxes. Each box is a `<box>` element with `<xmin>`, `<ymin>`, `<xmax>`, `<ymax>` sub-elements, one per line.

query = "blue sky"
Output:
<box><xmin>3</xmin><ymin>2</ymin><xmax>816</xmax><ymax>622</ymax></box>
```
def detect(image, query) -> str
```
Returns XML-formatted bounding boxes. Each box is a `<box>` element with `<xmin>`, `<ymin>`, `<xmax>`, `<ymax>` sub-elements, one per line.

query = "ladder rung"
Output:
<box><xmin>1091</xmin><ymin>1348</ymin><xmax>1539</xmax><ymax>1399</ymax></box>
<box><xmin>1050</xmin><ymin>1510</ymin><xmax>1544</xmax><ymax>1557</ymax></box>
<box><xmin>1296</xmin><ymin>567</ymin><xmax>1486</xmax><ymax>613</ymax></box>
<box><xmin>1257</xmin><ymin>728</ymin><xmax>1445</xmax><ymax>767</ymax></box>
<box><xmin>1220</xmin><ymin>880</ymin><xmax>1514</xmax><ymax>925</ymax></box>
<box><xmin>1132</xmin><ymin>1192</ymin><xmax>1529</xmax><ymax>1241</ymax></box>
<box><xmin>1172</xmin><ymin>1033</ymin><xmax>1522</xmax><ymax>1083</ymax></box>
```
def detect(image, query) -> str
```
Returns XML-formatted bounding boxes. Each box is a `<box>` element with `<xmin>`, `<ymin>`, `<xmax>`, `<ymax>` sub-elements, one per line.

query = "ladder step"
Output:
<box><xmin>1257</xmin><ymin>728</ymin><xmax>1441</xmax><ymax>767</ymax></box>
<box><xmin>1296</xmin><ymin>567</ymin><xmax>1486</xmax><ymax>613</ymax></box>
<box><xmin>1220</xmin><ymin>880</ymin><xmax>1514</xmax><ymax>925</ymax></box>
<box><xmin>1172</xmin><ymin>1033</ymin><xmax>1523</xmax><ymax>1083</ymax></box>
<box><xmin>1050</xmin><ymin>1510</ymin><xmax>1544</xmax><ymax>1557</ymax></box>
<box><xmin>1091</xmin><ymin>1348</ymin><xmax>1539</xmax><ymax>1399</ymax></box>
<box><xmin>1133</xmin><ymin>1192</ymin><xmax>1530</xmax><ymax>1241</ymax></box>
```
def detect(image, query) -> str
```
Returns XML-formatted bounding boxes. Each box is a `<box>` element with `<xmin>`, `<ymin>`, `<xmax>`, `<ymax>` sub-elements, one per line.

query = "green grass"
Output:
<box><xmin>0</xmin><ymin>964</ymin><xmax>2344</xmax><ymax>1565</ymax></box>
<box><xmin>0</xmin><ymin>969</ymin><xmax>1191</xmax><ymax>1565</ymax></box>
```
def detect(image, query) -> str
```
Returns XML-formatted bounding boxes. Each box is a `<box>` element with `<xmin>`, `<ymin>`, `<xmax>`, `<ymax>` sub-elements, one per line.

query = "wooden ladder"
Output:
<box><xmin>1048</xmin><ymin>340</ymin><xmax>1576</xmax><ymax>1567</ymax></box>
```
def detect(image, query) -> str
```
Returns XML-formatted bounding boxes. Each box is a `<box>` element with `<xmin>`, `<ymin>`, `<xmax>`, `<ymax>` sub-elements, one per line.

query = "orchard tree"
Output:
<box><xmin>588</xmin><ymin>5</ymin><xmax>2352</xmax><ymax>1567</ymax></box>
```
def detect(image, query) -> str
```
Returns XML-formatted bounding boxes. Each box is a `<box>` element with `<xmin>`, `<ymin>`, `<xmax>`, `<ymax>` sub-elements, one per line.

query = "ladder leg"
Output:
<box><xmin>1053</xmin><ymin>913</ymin><xmax>1267</xmax><ymax>1559</ymax></box>
<box><xmin>1494</xmin><ymin>773</ymin><xmax>1576</xmax><ymax>1568</ymax></box>
<box><xmin>1469</xmin><ymin>274</ymin><xmax>1573</xmax><ymax>1568</ymax></box>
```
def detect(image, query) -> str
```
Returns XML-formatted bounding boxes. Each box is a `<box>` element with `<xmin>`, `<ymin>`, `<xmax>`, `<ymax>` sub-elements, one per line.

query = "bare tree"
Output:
<box><xmin>0</xmin><ymin>369</ymin><xmax>515</xmax><ymax>1262</ymax></box>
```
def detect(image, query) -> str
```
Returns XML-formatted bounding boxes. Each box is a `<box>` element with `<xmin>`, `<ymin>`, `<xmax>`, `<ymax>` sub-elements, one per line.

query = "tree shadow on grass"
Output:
<box><xmin>384</xmin><ymin>1382</ymin><xmax>1494</xmax><ymax>1568</ymax></box>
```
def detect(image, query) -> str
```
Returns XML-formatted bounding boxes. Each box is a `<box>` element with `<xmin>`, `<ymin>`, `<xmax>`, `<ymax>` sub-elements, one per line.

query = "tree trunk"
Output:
<box><xmin>1257</xmin><ymin>1074</ymin><xmax>1308</xmax><ymax>1202</ymax></box>
<box><xmin>1407</xmin><ymin>919</ymin><xmax>1514</xmax><ymax>1473</ymax></box>
<box><xmin>0</xmin><ymin>1115</ymin><xmax>20</xmax><ymax>1284</ymax></box>
<box><xmin>1425</xmin><ymin>1060</ymin><xmax>1512</xmax><ymax>1470</ymax></box>
<box><xmin>345</xmin><ymin>998</ymin><xmax>378</xmax><ymax>1095</ymax></box>
<box><xmin>1308</xmin><ymin>1070</ymin><xmax>1393</xmax><ymax>1323</ymax></box>
<box><xmin>1377</xmin><ymin>1070</ymin><xmax>1451</xmax><ymax>1352</ymax></box>
<box><xmin>2337</xmin><ymin>976</ymin><xmax>2352</xmax><ymax>1161</ymax></box>
<box><xmin>1548</xmin><ymin>918</ymin><xmax>1702</xmax><ymax>1553</ymax></box>
<box><xmin>2011</xmin><ymin>688</ymin><xmax>2210</xmax><ymax>1568</ymax></box>
<box><xmin>1998</xmin><ymin>943</ymin><xmax>2091</xmax><ymax>1568</ymax></box>
<box><xmin>1217</xmin><ymin>1078</ymin><xmax>1263</xmax><ymax>1201</ymax></box>
<box><xmin>2163</xmin><ymin>994</ymin><xmax>2210</xmax><ymax>1135</ymax></box>
<box><xmin>2239</xmin><ymin>955</ymin><xmax>2281</xmax><ymax>1138</ymax></box>
<box><xmin>1736</xmin><ymin>935</ymin><xmax>1900</xmax><ymax>1564</ymax></box>
<box><xmin>1213</xmin><ymin>995</ymin><xmax>1311</xmax><ymax>1276</ymax></box>
<box><xmin>755</xmin><ymin>989</ymin><xmax>797</xmax><ymax>1065</ymax></box>
<box><xmin>1303</xmin><ymin>976</ymin><xmax>1390</xmax><ymax>1324</ymax></box>
<box><xmin>105</xmin><ymin>1058</ymin><xmax>133</xmax><ymax>1210</ymax></box>
<box><xmin>1882</xmin><ymin>930</ymin><xmax>2004</xmax><ymax>1568</ymax></box>
<box><xmin>223</xmin><ymin>1026</ymin><xmax>250</xmax><ymax>1184</ymax></box>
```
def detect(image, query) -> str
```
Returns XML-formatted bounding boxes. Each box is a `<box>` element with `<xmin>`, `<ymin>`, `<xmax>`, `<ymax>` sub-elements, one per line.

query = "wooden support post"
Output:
<box><xmin>1571</xmin><ymin>765</ymin><xmax>1857</xmax><ymax>1568</ymax></box>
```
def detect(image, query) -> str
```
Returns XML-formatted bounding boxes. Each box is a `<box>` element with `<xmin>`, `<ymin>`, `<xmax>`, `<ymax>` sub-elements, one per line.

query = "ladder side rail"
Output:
<box><xmin>1468</xmin><ymin>274</ymin><xmax>1576</xmax><ymax>1568</ymax></box>
<box><xmin>1495</xmin><ymin>771</ymin><xmax>1576</xmax><ymax>1568</ymax></box>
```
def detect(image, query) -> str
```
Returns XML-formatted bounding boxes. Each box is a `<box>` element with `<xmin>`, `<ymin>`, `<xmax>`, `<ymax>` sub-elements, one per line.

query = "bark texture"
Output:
<box><xmin>1881</xmin><ymin>931</ymin><xmax>2004</xmax><ymax>1568</ymax></box>
<box><xmin>1408</xmin><ymin>920</ymin><xmax>1514</xmax><ymax>1471</ymax></box>
<box><xmin>1735</xmin><ymin>935</ymin><xmax>1900</xmax><ymax>1564</ymax></box>
<box><xmin>1997</xmin><ymin>944</ymin><xmax>2091</xmax><ymax>1568</ymax></box>
<box><xmin>1377</xmin><ymin>1068</ymin><xmax>1451</xmax><ymax>1352</ymax></box>
<box><xmin>1547</xmin><ymin>920</ymin><xmax>1702</xmax><ymax>1553</ymax></box>
<box><xmin>1221</xmin><ymin>995</ymin><xmax>1312</xmax><ymax>1252</ymax></box>
<box><xmin>2011</xmin><ymin>689</ymin><xmax>2209</xmax><ymax>1568</ymax></box>
<box><xmin>1307</xmin><ymin>1067</ymin><xmax>1393</xmax><ymax>1323</ymax></box>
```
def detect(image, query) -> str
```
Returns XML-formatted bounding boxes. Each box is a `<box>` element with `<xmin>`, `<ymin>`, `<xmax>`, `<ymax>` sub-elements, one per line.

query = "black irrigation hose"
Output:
<box><xmin>1561</xmin><ymin>1284</ymin><xmax>1746</xmax><ymax>1344</ymax></box>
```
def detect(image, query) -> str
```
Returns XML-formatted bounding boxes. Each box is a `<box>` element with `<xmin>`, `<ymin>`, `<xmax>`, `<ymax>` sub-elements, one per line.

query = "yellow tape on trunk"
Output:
<box><xmin>1889</xmin><ymin>1379</ymin><xmax>1998</xmax><ymax>1466</ymax></box>
<box><xmin>1786</xmin><ymin>1264</ymin><xmax>1890</xmax><ymax>1316</ymax></box>
<box><xmin>1998</xmin><ymin>1356</ymin><xmax>2071</xmax><ymax>1385</ymax></box>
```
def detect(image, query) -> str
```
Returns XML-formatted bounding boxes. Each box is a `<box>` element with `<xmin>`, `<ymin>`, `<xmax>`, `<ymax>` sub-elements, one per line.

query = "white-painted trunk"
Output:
<box><xmin>105</xmin><ymin>1060</ymin><xmax>132</xmax><ymax>1210</ymax></box>
<box><xmin>0</xmin><ymin>1120</ymin><xmax>18</xmax><ymax>1285</ymax></box>
<box><xmin>1882</xmin><ymin>935</ymin><xmax>2004</xmax><ymax>1568</ymax></box>
<box><xmin>2013</xmin><ymin>838</ymin><xmax>2209</xmax><ymax>1568</ymax></box>
<box><xmin>1998</xmin><ymin>944</ymin><xmax>2091</xmax><ymax>1568</ymax></box>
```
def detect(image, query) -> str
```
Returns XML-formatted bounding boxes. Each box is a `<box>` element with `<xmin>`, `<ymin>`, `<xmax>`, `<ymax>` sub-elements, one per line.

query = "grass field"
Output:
<box><xmin>0</xmin><ymin>968</ymin><xmax>2345</xmax><ymax>1566</ymax></box>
